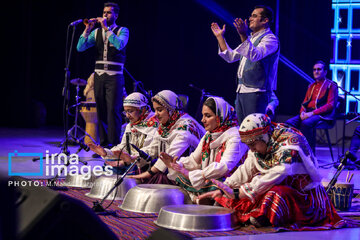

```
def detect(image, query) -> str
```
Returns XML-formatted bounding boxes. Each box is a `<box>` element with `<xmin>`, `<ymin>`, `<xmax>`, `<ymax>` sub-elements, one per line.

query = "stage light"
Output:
<box><xmin>331</xmin><ymin>0</ymin><xmax>360</xmax><ymax>114</ymax></box>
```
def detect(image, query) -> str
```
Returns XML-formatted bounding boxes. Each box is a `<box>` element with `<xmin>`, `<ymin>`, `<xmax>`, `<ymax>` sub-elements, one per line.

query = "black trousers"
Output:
<box><xmin>235</xmin><ymin>91</ymin><xmax>270</xmax><ymax>124</ymax></box>
<box><xmin>94</xmin><ymin>72</ymin><xmax>124</xmax><ymax>147</ymax></box>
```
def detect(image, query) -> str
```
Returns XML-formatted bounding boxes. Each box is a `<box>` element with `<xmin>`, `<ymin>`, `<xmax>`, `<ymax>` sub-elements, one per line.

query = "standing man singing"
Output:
<box><xmin>211</xmin><ymin>5</ymin><xmax>279</xmax><ymax>123</ymax></box>
<box><xmin>77</xmin><ymin>2</ymin><xmax>129</xmax><ymax>150</ymax></box>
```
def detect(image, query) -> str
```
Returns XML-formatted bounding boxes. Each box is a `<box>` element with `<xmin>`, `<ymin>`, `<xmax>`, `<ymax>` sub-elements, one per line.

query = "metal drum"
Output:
<box><xmin>155</xmin><ymin>204</ymin><xmax>239</xmax><ymax>231</ymax></box>
<box><xmin>119</xmin><ymin>184</ymin><xmax>192</xmax><ymax>213</ymax></box>
<box><xmin>85</xmin><ymin>175</ymin><xmax>137</xmax><ymax>200</ymax></box>
<box><xmin>62</xmin><ymin>174</ymin><xmax>96</xmax><ymax>188</ymax></box>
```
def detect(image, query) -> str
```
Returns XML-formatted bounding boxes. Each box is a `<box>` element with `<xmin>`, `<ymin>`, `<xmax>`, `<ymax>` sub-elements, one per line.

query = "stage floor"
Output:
<box><xmin>0</xmin><ymin>126</ymin><xmax>359</xmax><ymax>240</ymax></box>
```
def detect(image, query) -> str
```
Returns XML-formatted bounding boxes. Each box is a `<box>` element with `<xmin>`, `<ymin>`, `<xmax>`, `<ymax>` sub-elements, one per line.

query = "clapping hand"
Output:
<box><xmin>211</xmin><ymin>22</ymin><xmax>226</xmax><ymax>38</ymax></box>
<box><xmin>233</xmin><ymin>18</ymin><xmax>248</xmax><ymax>39</ymax></box>
<box><xmin>159</xmin><ymin>152</ymin><xmax>189</xmax><ymax>177</ymax></box>
<box><xmin>159</xmin><ymin>152</ymin><xmax>178</xmax><ymax>168</ymax></box>
<box><xmin>171</xmin><ymin>162</ymin><xmax>189</xmax><ymax>178</ymax></box>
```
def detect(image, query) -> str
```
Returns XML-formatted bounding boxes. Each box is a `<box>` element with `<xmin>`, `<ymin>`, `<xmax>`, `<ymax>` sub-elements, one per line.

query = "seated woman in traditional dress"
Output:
<box><xmin>122</xmin><ymin>90</ymin><xmax>205</xmax><ymax>184</ymax></box>
<box><xmin>198</xmin><ymin>113</ymin><xmax>345</xmax><ymax>229</ymax></box>
<box><xmin>160</xmin><ymin>96</ymin><xmax>248</xmax><ymax>202</ymax></box>
<box><xmin>88</xmin><ymin>92</ymin><xmax>159</xmax><ymax>174</ymax></box>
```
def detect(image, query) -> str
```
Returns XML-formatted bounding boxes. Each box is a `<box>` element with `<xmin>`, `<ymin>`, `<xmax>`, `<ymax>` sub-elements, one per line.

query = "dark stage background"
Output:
<box><xmin>2</xmin><ymin>0</ymin><xmax>331</xmax><ymax>127</ymax></box>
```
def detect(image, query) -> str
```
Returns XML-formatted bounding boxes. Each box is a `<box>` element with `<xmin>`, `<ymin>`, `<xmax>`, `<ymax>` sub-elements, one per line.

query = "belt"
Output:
<box><xmin>95</xmin><ymin>63</ymin><xmax>123</xmax><ymax>72</ymax></box>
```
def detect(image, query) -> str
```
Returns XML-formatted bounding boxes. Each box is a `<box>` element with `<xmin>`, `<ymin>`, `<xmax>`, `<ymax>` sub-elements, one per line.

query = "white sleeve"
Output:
<box><xmin>188</xmin><ymin>137</ymin><xmax>247</xmax><ymax>189</ymax></box>
<box><xmin>140</xmin><ymin>135</ymin><xmax>160</xmax><ymax>159</ymax></box>
<box><xmin>224</xmin><ymin>151</ymin><xmax>256</xmax><ymax>188</ymax></box>
<box><xmin>234</xmin><ymin>34</ymin><xmax>279</xmax><ymax>62</ymax></box>
<box><xmin>218</xmin><ymin>41</ymin><xmax>242</xmax><ymax>63</ymax></box>
<box><xmin>155</xmin><ymin>130</ymin><xmax>200</xmax><ymax>173</ymax></box>
<box><xmin>241</xmin><ymin>163</ymin><xmax>289</xmax><ymax>203</ymax></box>
<box><xmin>178</xmin><ymin>137</ymin><xmax>204</xmax><ymax>170</ymax></box>
<box><xmin>167</xmin><ymin>138</ymin><xmax>203</xmax><ymax>181</ymax></box>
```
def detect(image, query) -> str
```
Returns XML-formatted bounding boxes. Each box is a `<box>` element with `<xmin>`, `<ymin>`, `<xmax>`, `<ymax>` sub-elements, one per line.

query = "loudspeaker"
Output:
<box><xmin>0</xmin><ymin>175</ymin><xmax>16</xmax><ymax>240</ymax></box>
<box><xmin>10</xmin><ymin>177</ymin><xmax>118</xmax><ymax>240</ymax></box>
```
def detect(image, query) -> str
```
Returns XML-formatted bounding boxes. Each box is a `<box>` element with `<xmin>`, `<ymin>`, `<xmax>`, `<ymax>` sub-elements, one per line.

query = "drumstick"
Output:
<box><xmin>346</xmin><ymin>171</ymin><xmax>350</xmax><ymax>183</ymax></box>
<box><xmin>348</xmin><ymin>173</ymin><xmax>354</xmax><ymax>183</ymax></box>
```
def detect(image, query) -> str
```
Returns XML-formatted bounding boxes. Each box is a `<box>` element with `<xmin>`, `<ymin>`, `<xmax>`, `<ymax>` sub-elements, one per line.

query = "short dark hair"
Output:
<box><xmin>104</xmin><ymin>2</ymin><xmax>119</xmax><ymax>15</ymax></box>
<box><xmin>203</xmin><ymin>98</ymin><xmax>216</xmax><ymax>115</ymax></box>
<box><xmin>314</xmin><ymin>60</ymin><xmax>328</xmax><ymax>71</ymax></box>
<box><xmin>254</xmin><ymin>5</ymin><xmax>274</xmax><ymax>23</ymax></box>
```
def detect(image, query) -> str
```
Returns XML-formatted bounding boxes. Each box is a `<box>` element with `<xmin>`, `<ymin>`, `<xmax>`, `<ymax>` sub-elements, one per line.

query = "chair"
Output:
<box><xmin>177</xmin><ymin>94</ymin><xmax>189</xmax><ymax>113</ymax></box>
<box><xmin>315</xmin><ymin>120</ymin><xmax>336</xmax><ymax>162</ymax></box>
<box><xmin>315</xmin><ymin>98</ymin><xmax>344</xmax><ymax>162</ymax></box>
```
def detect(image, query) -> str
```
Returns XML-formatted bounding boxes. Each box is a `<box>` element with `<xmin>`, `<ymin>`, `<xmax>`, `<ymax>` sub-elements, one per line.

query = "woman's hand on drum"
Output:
<box><xmin>159</xmin><ymin>152</ymin><xmax>178</xmax><ymax>168</ymax></box>
<box><xmin>127</xmin><ymin>174</ymin><xmax>142</xmax><ymax>179</ymax></box>
<box><xmin>88</xmin><ymin>142</ymin><xmax>106</xmax><ymax>157</ymax></box>
<box><xmin>210</xmin><ymin>179</ymin><xmax>234</xmax><ymax>199</ymax></box>
<box><xmin>105</xmin><ymin>160</ymin><xmax>125</xmax><ymax>168</ymax></box>
<box><xmin>197</xmin><ymin>190</ymin><xmax>223</xmax><ymax>200</ymax></box>
<box><xmin>127</xmin><ymin>170</ymin><xmax>152</xmax><ymax>179</ymax></box>
<box><xmin>112</xmin><ymin>151</ymin><xmax>137</xmax><ymax>163</ymax></box>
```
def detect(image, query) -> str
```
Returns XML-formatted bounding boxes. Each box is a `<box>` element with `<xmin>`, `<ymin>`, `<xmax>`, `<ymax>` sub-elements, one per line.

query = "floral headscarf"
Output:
<box><xmin>238</xmin><ymin>113</ymin><xmax>321</xmax><ymax>183</ymax></box>
<box><xmin>201</xmin><ymin>97</ymin><xmax>238</xmax><ymax>162</ymax></box>
<box><xmin>239</xmin><ymin>113</ymin><xmax>272</xmax><ymax>144</ymax></box>
<box><xmin>152</xmin><ymin>90</ymin><xmax>184</xmax><ymax>137</ymax></box>
<box><xmin>123</xmin><ymin>92</ymin><xmax>154</xmax><ymax>127</ymax></box>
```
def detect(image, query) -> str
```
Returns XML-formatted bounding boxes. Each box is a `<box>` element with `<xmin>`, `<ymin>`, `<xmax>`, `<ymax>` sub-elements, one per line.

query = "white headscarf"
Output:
<box><xmin>123</xmin><ymin>92</ymin><xmax>149</xmax><ymax>108</ymax></box>
<box><xmin>209</xmin><ymin>97</ymin><xmax>238</xmax><ymax>126</ymax></box>
<box><xmin>152</xmin><ymin>90</ymin><xmax>183</xmax><ymax>114</ymax></box>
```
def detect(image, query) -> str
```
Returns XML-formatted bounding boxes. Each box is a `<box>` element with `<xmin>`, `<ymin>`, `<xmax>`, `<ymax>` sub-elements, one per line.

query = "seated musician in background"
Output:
<box><xmin>286</xmin><ymin>60</ymin><xmax>338</xmax><ymax>153</ymax></box>
<box><xmin>160</xmin><ymin>96</ymin><xmax>248</xmax><ymax>203</ymax></box>
<box><xmin>88</xmin><ymin>92</ymin><xmax>159</xmax><ymax>175</ymax></box>
<box><xmin>119</xmin><ymin>90</ymin><xmax>205</xmax><ymax>184</ymax></box>
<box><xmin>198</xmin><ymin>113</ymin><xmax>345</xmax><ymax>229</ymax></box>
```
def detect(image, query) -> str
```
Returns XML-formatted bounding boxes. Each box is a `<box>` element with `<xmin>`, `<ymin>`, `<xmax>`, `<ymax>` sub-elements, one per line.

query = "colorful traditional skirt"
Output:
<box><xmin>175</xmin><ymin>175</ymin><xmax>221</xmax><ymax>193</ymax></box>
<box><xmin>215</xmin><ymin>185</ymin><xmax>346</xmax><ymax>230</ymax></box>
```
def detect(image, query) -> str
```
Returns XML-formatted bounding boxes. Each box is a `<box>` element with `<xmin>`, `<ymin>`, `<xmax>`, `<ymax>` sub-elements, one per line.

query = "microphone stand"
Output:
<box><xmin>326</xmin><ymin>151</ymin><xmax>349</xmax><ymax>193</ymax></box>
<box><xmin>61</xmin><ymin>23</ymin><xmax>77</xmax><ymax>156</ymax></box>
<box><xmin>32</xmin><ymin>24</ymin><xmax>92</xmax><ymax>167</ymax></box>
<box><xmin>189</xmin><ymin>83</ymin><xmax>211</xmax><ymax>122</ymax></box>
<box><xmin>92</xmin><ymin>157</ymin><xmax>141</xmax><ymax>214</ymax></box>
<box><xmin>47</xmin><ymin>136</ymin><xmax>89</xmax><ymax>190</ymax></box>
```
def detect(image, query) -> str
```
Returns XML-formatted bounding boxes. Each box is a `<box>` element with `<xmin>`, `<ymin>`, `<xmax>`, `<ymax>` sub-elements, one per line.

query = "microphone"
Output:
<box><xmin>69</xmin><ymin>19</ymin><xmax>83</xmax><ymax>26</ymax></box>
<box><xmin>71</xmin><ymin>137</ymin><xmax>90</xmax><ymax>152</ymax></box>
<box><xmin>126</xmin><ymin>133</ymin><xmax>131</xmax><ymax>155</ymax></box>
<box><xmin>130</xmin><ymin>144</ymin><xmax>152</xmax><ymax>162</ymax></box>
